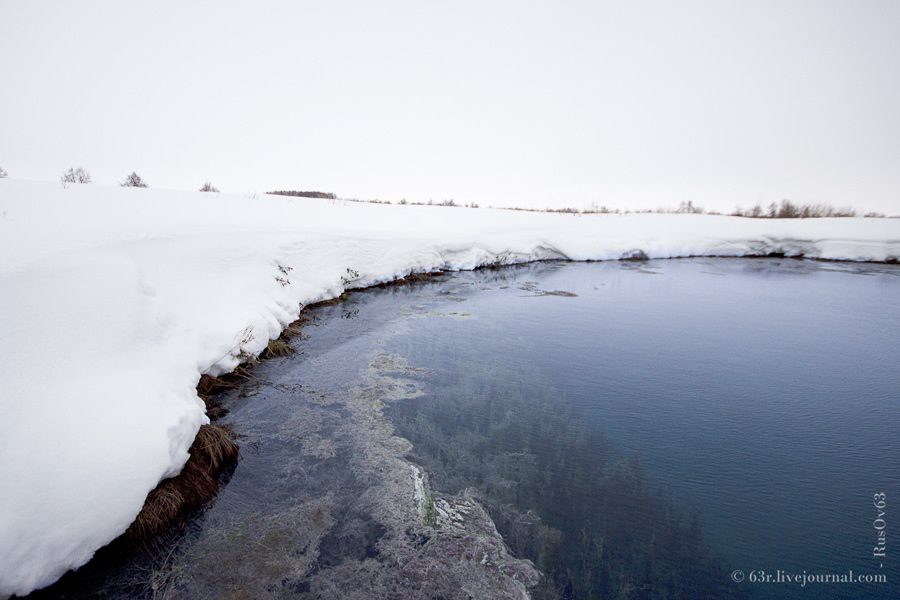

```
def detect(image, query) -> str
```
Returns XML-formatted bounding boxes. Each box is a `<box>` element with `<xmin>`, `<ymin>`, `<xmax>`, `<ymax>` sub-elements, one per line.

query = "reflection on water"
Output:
<box><xmin>28</xmin><ymin>259</ymin><xmax>899</xmax><ymax>600</ymax></box>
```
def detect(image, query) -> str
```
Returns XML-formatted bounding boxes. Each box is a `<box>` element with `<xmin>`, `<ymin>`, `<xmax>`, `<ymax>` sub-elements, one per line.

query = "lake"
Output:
<box><xmin>29</xmin><ymin>258</ymin><xmax>898</xmax><ymax>600</ymax></box>
<box><xmin>382</xmin><ymin>258</ymin><xmax>899</xmax><ymax>599</ymax></box>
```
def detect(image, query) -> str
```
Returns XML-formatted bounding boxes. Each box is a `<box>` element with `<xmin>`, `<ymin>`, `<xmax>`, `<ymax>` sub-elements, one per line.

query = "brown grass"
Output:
<box><xmin>192</xmin><ymin>424</ymin><xmax>239</xmax><ymax>473</ymax></box>
<box><xmin>126</xmin><ymin>424</ymin><xmax>238</xmax><ymax>544</ymax></box>
<box><xmin>131</xmin><ymin>316</ymin><xmax>305</xmax><ymax>542</ymax></box>
<box><xmin>281</xmin><ymin>320</ymin><xmax>305</xmax><ymax>339</ymax></box>
<box><xmin>259</xmin><ymin>337</ymin><xmax>295</xmax><ymax>359</ymax></box>
<box><xmin>196</xmin><ymin>361</ymin><xmax>257</xmax><ymax>418</ymax></box>
<box><xmin>314</xmin><ymin>293</ymin><xmax>350</xmax><ymax>307</ymax></box>
<box><xmin>390</xmin><ymin>271</ymin><xmax>441</xmax><ymax>285</ymax></box>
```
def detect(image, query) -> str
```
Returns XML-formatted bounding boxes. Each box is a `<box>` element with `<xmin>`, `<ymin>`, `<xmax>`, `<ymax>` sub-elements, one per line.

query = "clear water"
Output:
<box><xmin>29</xmin><ymin>258</ymin><xmax>898</xmax><ymax>600</ymax></box>
<box><xmin>379</xmin><ymin>258</ymin><xmax>899</xmax><ymax>599</ymax></box>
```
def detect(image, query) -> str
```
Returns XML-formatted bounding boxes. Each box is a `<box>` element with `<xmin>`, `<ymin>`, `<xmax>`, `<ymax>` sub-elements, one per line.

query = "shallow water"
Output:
<box><xmin>29</xmin><ymin>258</ymin><xmax>898</xmax><ymax>600</ymax></box>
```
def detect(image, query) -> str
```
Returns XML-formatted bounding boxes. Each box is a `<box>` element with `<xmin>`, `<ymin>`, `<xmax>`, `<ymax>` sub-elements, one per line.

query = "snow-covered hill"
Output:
<box><xmin>0</xmin><ymin>179</ymin><xmax>897</xmax><ymax>598</ymax></box>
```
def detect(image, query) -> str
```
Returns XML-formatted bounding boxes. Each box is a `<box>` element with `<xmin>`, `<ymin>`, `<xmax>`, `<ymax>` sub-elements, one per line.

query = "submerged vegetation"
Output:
<box><xmin>390</xmin><ymin>381</ymin><xmax>750</xmax><ymax>600</ymax></box>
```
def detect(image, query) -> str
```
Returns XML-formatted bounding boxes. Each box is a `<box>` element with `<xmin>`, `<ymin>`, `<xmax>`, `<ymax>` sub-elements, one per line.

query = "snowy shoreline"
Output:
<box><xmin>1</xmin><ymin>179</ymin><xmax>898</xmax><ymax>598</ymax></box>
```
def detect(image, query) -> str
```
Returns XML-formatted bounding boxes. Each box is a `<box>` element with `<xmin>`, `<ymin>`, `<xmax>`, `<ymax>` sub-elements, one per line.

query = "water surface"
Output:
<box><xmin>380</xmin><ymin>258</ymin><xmax>898</xmax><ymax>599</ymax></box>
<box><xmin>30</xmin><ymin>258</ymin><xmax>898</xmax><ymax>600</ymax></box>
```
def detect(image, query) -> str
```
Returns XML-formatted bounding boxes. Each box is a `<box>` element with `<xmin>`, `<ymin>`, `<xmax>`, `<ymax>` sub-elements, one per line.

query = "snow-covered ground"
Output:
<box><xmin>0</xmin><ymin>179</ymin><xmax>897</xmax><ymax>598</ymax></box>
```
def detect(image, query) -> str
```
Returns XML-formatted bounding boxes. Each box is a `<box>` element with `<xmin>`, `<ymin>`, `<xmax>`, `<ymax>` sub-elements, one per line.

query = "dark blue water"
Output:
<box><xmin>383</xmin><ymin>258</ymin><xmax>899</xmax><ymax>600</ymax></box>
<box><xmin>30</xmin><ymin>258</ymin><xmax>897</xmax><ymax>600</ymax></box>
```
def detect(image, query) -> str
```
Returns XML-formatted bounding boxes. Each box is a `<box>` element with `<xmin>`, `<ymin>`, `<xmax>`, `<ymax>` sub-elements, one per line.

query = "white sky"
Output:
<box><xmin>2</xmin><ymin>1</ymin><xmax>899</xmax><ymax>214</ymax></box>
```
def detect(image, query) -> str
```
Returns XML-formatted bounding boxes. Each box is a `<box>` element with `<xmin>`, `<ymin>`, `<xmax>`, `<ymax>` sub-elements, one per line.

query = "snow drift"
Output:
<box><xmin>0</xmin><ymin>179</ymin><xmax>898</xmax><ymax>597</ymax></box>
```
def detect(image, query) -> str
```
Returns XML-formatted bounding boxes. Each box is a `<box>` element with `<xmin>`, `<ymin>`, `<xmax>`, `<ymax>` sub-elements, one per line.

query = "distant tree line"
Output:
<box><xmin>7</xmin><ymin>164</ymin><xmax>890</xmax><ymax>217</ymax></box>
<box><xmin>627</xmin><ymin>199</ymin><xmax>863</xmax><ymax>218</ymax></box>
<box><xmin>730</xmin><ymin>199</ymin><xmax>860</xmax><ymax>218</ymax></box>
<box><xmin>532</xmin><ymin>199</ymin><xmax>879</xmax><ymax>218</ymax></box>
<box><xmin>268</xmin><ymin>190</ymin><xmax>336</xmax><ymax>199</ymax></box>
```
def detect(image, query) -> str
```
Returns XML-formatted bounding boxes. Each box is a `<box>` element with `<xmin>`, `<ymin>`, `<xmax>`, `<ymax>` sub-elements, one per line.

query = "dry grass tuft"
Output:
<box><xmin>369</xmin><ymin>271</ymin><xmax>444</xmax><ymax>290</ymax></box>
<box><xmin>281</xmin><ymin>319</ymin><xmax>305</xmax><ymax>339</ymax></box>
<box><xmin>126</xmin><ymin>425</ymin><xmax>238</xmax><ymax>544</ymax></box>
<box><xmin>259</xmin><ymin>337</ymin><xmax>295</xmax><ymax>359</ymax></box>
<box><xmin>315</xmin><ymin>293</ymin><xmax>350</xmax><ymax>307</ymax></box>
<box><xmin>398</xmin><ymin>271</ymin><xmax>440</xmax><ymax>284</ymax></box>
<box><xmin>192</xmin><ymin>423</ymin><xmax>240</xmax><ymax>473</ymax></box>
<box><xmin>197</xmin><ymin>320</ymin><xmax>304</xmax><ymax>409</ymax></box>
<box><xmin>196</xmin><ymin>363</ymin><xmax>257</xmax><ymax>417</ymax></box>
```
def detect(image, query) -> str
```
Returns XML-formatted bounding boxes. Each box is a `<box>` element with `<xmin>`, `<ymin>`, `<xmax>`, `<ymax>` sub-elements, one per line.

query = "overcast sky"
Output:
<box><xmin>2</xmin><ymin>1</ymin><xmax>898</xmax><ymax>214</ymax></box>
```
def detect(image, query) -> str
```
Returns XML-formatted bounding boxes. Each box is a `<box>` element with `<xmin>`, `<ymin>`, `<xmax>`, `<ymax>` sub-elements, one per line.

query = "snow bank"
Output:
<box><xmin>0</xmin><ymin>179</ymin><xmax>897</xmax><ymax>597</ymax></box>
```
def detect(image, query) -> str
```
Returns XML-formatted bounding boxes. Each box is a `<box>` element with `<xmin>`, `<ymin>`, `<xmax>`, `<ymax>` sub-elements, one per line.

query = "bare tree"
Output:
<box><xmin>776</xmin><ymin>199</ymin><xmax>800</xmax><ymax>219</ymax></box>
<box><xmin>120</xmin><ymin>172</ymin><xmax>149</xmax><ymax>188</ymax></box>
<box><xmin>676</xmin><ymin>200</ymin><xmax>704</xmax><ymax>214</ymax></box>
<box><xmin>0</xmin><ymin>166</ymin><xmax>7</xmax><ymax>179</ymax></box>
<box><xmin>199</xmin><ymin>181</ymin><xmax>219</xmax><ymax>193</ymax></box>
<box><xmin>61</xmin><ymin>167</ymin><xmax>92</xmax><ymax>184</ymax></box>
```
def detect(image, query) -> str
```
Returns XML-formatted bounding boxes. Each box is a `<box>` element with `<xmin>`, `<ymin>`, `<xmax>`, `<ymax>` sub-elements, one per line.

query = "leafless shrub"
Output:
<box><xmin>776</xmin><ymin>199</ymin><xmax>800</xmax><ymax>218</ymax></box>
<box><xmin>676</xmin><ymin>200</ymin><xmax>704</xmax><ymax>214</ymax></box>
<box><xmin>830</xmin><ymin>206</ymin><xmax>857</xmax><ymax>217</ymax></box>
<box><xmin>120</xmin><ymin>171</ymin><xmax>148</xmax><ymax>188</ymax></box>
<box><xmin>61</xmin><ymin>167</ymin><xmax>91</xmax><ymax>184</ymax></box>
